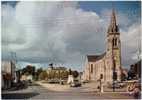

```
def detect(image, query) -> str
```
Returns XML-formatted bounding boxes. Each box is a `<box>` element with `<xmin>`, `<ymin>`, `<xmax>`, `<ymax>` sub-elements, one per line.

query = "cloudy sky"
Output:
<box><xmin>1</xmin><ymin>1</ymin><xmax>141</xmax><ymax>70</ymax></box>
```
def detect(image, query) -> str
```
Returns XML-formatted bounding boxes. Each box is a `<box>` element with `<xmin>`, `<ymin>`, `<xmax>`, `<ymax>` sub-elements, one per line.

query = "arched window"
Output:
<box><xmin>90</xmin><ymin>64</ymin><xmax>93</xmax><ymax>73</ymax></box>
<box><xmin>115</xmin><ymin>38</ymin><xmax>117</xmax><ymax>46</ymax></box>
<box><xmin>112</xmin><ymin>38</ymin><xmax>115</xmax><ymax>46</ymax></box>
<box><xmin>112</xmin><ymin>38</ymin><xmax>117</xmax><ymax>47</ymax></box>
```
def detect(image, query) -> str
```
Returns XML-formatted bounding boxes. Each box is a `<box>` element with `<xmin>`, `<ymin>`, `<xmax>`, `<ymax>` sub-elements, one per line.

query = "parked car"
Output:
<box><xmin>117</xmin><ymin>82</ymin><xmax>126</xmax><ymax>87</ymax></box>
<box><xmin>48</xmin><ymin>79</ymin><xmax>60</xmax><ymax>84</ymax></box>
<box><xmin>60</xmin><ymin>80</ymin><xmax>66</xmax><ymax>85</ymax></box>
<box><xmin>16</xmin><ymin>80</ymin><xmax>28</xmax><ymax>90</ymax></box>
<box><xmin>82</xmin><ymin>80</ymin><xmax>89</xmax><ymax>84</ymax></box>
<box><xmin>107</xmin><ymin>81</ymin><xmax>125</xmax><ymax>89</ymax></box>
<box><xmin>70</xmin><ymin>80</ymin><xmax>81</xmax><ymax>87</ymax></box>
<box><xmin>27</xmin><ymin>79</ymin><xmax>32</xmax><ymax>86</ymax></box>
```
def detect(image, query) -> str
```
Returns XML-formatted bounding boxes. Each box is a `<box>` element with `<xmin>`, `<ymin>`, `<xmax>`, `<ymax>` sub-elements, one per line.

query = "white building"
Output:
<box><xmin>2</xmin><ymin>60</ymin><xmax>16</xmax><ymax>89</ymax></box>
<box><xmin>83</xmin><ymin>9</ymin><xmax>122</xmax><ymax>84</ymax></box>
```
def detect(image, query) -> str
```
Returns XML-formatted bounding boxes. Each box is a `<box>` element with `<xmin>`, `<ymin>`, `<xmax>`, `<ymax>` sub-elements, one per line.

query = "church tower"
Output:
<box><xmin>107</xmin><ymin>9</ymin><xmax>122</xmax><ymax>82</ymax></box>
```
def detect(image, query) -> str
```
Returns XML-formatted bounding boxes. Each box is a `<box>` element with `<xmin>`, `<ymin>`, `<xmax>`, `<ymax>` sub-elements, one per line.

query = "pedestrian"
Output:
<box><xmin>127</xmin><ymin>82</ymin><xmax>135</xmax><ymax>95</ymax></box>
<box><xmin>132</xmin><ymin>83</ymin><xmax>141</xmax><ymax>99</ymax></box>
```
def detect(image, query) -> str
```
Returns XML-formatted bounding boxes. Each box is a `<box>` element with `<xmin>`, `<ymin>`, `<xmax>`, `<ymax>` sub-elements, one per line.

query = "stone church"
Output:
<box><xmin>83</xmin><ymin>9</ymin><xmax>122</xmax><ymax>84</ymax></box>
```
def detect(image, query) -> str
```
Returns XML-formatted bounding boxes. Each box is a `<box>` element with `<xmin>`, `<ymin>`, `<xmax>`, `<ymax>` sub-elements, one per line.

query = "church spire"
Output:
<box><xmin>111</xmin><ymin>8</ymin><xmax>116</xmax><ymax>27</ymax></box>
<box><xmin>107</xmin><ymin>8</ymin><xmax>119</xmax><ymax>33</ymax></box>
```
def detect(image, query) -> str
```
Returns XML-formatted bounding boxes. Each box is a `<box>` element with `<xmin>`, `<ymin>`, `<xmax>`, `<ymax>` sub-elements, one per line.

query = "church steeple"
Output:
<box><xmin>107</xmin><ymin>8</ymin><xmax>121</xmax><ymax>51</ymax></box>
<box><xmin>111</xmin><ymin>9</ymin><xmax>116</xmax><ymax>26</ymax></box>
<box><xmin>107</xmin><ymin>9</ymin><xmax>119</xmax><ymax>34</ymax></box>
<box><xmin>106</xmin><ymin>8</ymin><xmax>122</xmax><ymax>82</ymax></box>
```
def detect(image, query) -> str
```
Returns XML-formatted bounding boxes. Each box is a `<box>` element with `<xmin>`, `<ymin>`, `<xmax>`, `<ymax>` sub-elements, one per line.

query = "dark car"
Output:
<box><xmin>16</xmin><ymin>81</ymin><xmax>28</xmax><ymax>90</ymax></box>
<box><xmin>27</xmin><ymin>79</ymin><xmax>32</xmax><ymax>86</ymax></box>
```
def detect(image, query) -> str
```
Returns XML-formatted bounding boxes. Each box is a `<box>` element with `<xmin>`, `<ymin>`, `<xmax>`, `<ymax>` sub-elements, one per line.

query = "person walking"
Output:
<box><xmin>132</xmin><ymin>83</ymin><xmax>141</xmax><ymax>99</ymax></box>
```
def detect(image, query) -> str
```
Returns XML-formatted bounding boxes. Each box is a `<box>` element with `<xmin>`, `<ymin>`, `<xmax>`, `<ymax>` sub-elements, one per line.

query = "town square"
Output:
<box><xmin>1</xmin><ymin>1</ymin><xmax>141</xmax><ymax>99</ymax></box>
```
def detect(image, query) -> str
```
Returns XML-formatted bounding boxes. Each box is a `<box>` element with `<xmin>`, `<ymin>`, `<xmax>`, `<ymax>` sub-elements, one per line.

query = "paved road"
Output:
<box><xmin>2</xmin><ymin>83</ymin><xmax>134</xmax><ymax>100</ymax></box>
<box><xmin>2</xmin><ymin>84</ymin><xmax>101</xmax><ymax>100</ymax></box>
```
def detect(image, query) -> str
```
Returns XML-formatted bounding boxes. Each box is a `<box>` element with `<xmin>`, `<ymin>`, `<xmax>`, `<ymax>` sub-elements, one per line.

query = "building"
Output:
<box><xmin>83</xmin><ymin>9</ymin><xmax>122</xmax><ymax>84</ymax></box>
<box><xmin>132</xmin><ymin>60</ymin><xmax>141</xmax><ymax>79</ymax></box>
<box><xmin>2</xmin><ymin>60</ymin><xmax>16</xmax><ymax>89</ymax></box>
<box><xmin>46</xmin><ymin>66</ymin><xmax>68</xmax><ymax>80</ymax></box>
<box><xmin>129</xmin><ymin>60</ymin><xmax>141</xmax><ymax>79</ymax></box>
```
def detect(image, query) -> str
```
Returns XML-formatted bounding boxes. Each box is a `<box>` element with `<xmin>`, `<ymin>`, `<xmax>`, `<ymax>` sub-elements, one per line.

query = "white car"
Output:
<box><xmin>70</xmin><ymin>80</ymin><xmax>82</xmax><ymax>87</ymax></box>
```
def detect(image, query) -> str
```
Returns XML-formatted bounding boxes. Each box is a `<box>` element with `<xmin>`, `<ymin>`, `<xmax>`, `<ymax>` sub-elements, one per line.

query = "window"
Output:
<box><xmin>100</xmin><ymin>74</ymin><xmax>103</xmax><ymax>79</ymax></box>
<box><xmin>90</xmin><ymin>64</ymin><xmax>93</xmax><ymax>73</ymax></box>
<box><xmin>112</xmin><ymin>38</ymin><xmax>115</xmax><ymax>46</ymax></box>
<box><xmin>114</xmin><ymin>38</ymin><xmax>117</xmax><ymax>46</ymax></box>
<box><xmin>112</xmin><ymin>38</ymin><xmax>117</xmax><ymax>47</ymax></box>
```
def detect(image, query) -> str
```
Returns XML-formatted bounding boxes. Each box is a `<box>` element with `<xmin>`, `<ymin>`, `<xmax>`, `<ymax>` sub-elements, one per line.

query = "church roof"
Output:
<box><xmin>87</xmin><ymin>52</ymin><xmax>106</xmax><ymax>62</ymax></box>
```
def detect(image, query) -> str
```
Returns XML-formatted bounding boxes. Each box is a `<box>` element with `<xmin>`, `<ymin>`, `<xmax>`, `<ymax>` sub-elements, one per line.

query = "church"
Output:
<box><xmin>83</xmin><ymin>9</ymin><xmax>122</xmax><ymax>84</ymax></box>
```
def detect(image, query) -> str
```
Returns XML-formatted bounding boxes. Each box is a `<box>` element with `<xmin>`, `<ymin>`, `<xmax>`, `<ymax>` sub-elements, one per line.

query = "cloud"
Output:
<box><xmin>2</xmin><ymin>2</ymin><xmax>141</xmax><ymax>70</ymax></box>
<box><xmin>121</xmin><ymin>23</ymin><xmax>141</xmax><ymax>66</ymax></box>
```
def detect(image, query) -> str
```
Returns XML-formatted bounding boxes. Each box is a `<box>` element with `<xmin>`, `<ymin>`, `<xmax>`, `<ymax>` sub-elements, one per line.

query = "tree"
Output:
<box><xmin>37</xmin><ymin>68</ymin><xmax>43</xmax><ymax>76</ymax></box>
<box><xmin>21</xmin><ymin>65</ymin><xmax>35</xmax><ymax>76</ymax></box>
<box><xmin>127</xmin><ymin>65</ymin><xmax>136</xmax><ymax>80</ymax></box>
<box><xmin>39</xmin><ymin>71</ymin><xmax>48</xmax><ymax>80</ymax></box>
<box><xmin>72</xmin><ymin>70</ymin><xmax>79</xmax><ymax>78</ymax></box>
<box><xmin>69</xmin><ymin>68</ymin><xmax>72</xmax><ymax>75</ymax></box>
<box><xmin>127</xmin><ymin>70</ymin><xmax>136</xmax><ymax>80</ymax></box>
<box><xmin>35</xmin><ymin>68</ymin><xmax>43</xmax><ymax>80</ymax></box>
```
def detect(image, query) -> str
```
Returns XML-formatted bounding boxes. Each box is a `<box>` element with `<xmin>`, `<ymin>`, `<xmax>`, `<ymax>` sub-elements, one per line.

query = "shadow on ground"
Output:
<box><xmin>2</xmin><ymin>92</ymin><xmax>39</xmax><ymax>99</ymax></box>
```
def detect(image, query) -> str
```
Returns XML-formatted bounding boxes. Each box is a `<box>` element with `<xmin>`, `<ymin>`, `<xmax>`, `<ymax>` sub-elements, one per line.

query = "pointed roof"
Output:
<box><xmin>107</xmin><ymin>8</ymin><xmax>119</xmax><ymax>33</ymax></box>
<box><xmin>87</xmin><ymin>52</ymin><xmax>106</xmax><ymax>62</ymax></box>
<box><xmin>111</xmin><ymin>8</ymin><xmax>117</xmax><ymax>27</ymax></box>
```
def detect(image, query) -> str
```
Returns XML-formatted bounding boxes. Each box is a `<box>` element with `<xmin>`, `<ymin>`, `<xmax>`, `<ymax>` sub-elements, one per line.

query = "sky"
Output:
<box><xmin>1</xmin><ymin>1</ymin><xmax>141</xmax><ymax>71</ymax></box>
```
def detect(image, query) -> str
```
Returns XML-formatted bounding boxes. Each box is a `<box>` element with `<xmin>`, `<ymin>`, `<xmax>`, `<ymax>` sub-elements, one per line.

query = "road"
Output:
<box><xmin>2</xmin><ymin>84</ymin><xmax>101</xmax><ymax>100</ymax></box>
<box><xmin>2</xmin><ymin>83</ymin><xmax>134</xmax><ymax>100</ymax></box>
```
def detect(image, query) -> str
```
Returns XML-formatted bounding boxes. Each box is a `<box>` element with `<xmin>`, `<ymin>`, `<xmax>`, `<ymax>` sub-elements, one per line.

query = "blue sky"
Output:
<box><xmin>1</xmin><ymin>1</ymin><xmax>141</xmax><ymax>71</ymax></box>
<box><xmin>2</xmin><ymin>1</ymin><xmax>141</xmax><ymax>16</ymax></box>
<box><xmin>79</xmin><ymin>1</ymin><xmax>141</xmax><ymax>24</ymax></box>
<box><xmin>2</xmin><ymin>1</ymin><xmax>141</xmax><ymax>25</ymax></box>
<box><xmin>79</xmin><ymin>1</ymin><xmax>141</xmax><ymax>13</ymax></box>
<box><xmin>3</xmin><ymin>1</ymin><xmax>140</xmax><ymax>26</ymax></box>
